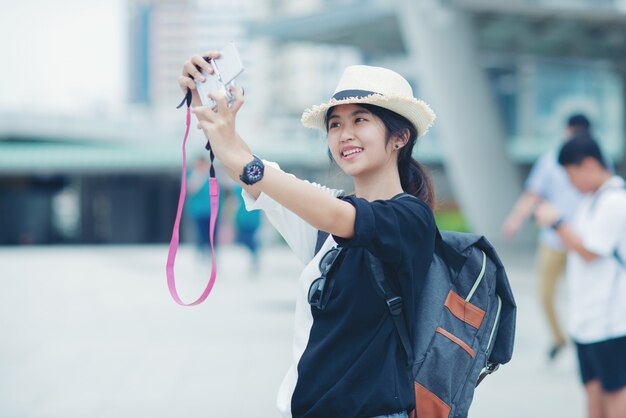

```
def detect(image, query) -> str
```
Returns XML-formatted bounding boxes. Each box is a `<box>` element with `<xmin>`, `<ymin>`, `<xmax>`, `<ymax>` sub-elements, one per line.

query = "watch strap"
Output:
<box><xmin>550</xmin><ymin>217</ymin><xmax>565</xmax><ymax>230</ymax></box>
<box><xmin>240</xmin><ymin>155</ymin><xmax>264</xmax><ymax>185</ymax></box>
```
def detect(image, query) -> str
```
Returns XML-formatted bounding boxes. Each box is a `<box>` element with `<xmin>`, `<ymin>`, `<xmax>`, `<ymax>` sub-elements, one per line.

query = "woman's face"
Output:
<box><xmin>326</xmin><ymin>104</ymin><xmax>395</xmax><ymax>178</ymax></box>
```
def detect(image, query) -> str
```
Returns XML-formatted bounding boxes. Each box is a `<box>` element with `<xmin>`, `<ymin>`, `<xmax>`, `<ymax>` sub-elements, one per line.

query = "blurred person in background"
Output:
<box><xmin>180</xmin><ymin>56</ymin><xmax>437</xmax><ymax>418</ymax></box>
<box><xmin>186</xmin><ymin>156</ymin><xmax>220</xmax><ymax>260</ymax></box>
<box><xmin>502</xmin><ymin>114</ymin><xmax>591</xmax><ymax>361</ymax></box>
<box><xmin>234</xmin><ymin>185</ymin><xmax>262</xmax><ymax>274</ymax></box>
<box><xmin>535</xmin><ymin>137</ymin><xmax>626</xmax><ymax>418</ymax></box>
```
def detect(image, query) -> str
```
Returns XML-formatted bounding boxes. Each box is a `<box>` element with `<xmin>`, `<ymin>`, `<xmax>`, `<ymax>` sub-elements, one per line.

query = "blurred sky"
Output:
<box><xmin>0</xmin><ymin>0</ymin><xmax>125</xmax><ymax>114</ymax></box>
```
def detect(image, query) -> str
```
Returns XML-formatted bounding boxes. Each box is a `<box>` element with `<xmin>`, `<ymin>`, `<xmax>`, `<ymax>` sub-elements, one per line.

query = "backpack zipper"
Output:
<box><xmin>486</xmin><ymin>296</ymin><xmax>502</xmax><ymax>353</ymax></box>
<box><xmin>465</xmin><ymin>250</ymin><xmax>486</xmax><ymax>302</ymax></box>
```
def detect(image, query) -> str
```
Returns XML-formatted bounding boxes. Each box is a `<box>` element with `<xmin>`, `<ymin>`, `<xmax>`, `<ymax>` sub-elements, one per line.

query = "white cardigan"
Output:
<box><xmin>241</xmin><ymin>160</ymin><xmax>343</xmax><ymax>417</ymax></box>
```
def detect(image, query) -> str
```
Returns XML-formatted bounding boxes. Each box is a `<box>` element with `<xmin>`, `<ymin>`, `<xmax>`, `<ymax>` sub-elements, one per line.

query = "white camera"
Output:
<box><xmin>195</xmin><ymin>42</ymin><xmax>244</xmax><ymax>109</ymax></box>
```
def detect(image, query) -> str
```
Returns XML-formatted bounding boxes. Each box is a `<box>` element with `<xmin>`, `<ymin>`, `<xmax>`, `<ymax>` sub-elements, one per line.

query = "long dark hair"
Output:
<box><xmin>325</xmin><ymin>103</ymin><xmax>436</xmax><ymax>209</ymax></box>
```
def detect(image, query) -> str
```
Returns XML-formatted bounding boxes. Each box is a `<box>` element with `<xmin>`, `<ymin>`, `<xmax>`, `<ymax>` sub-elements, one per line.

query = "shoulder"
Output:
<box><xmin>334</xmin><ymin>193</ymin><xmax>435</xmax><ymax>260</ymax></box>
<box><xmin>534</xmin><ymin>150</ymin><xmax>560</xmax><ymax>172</ymax></box>
<box><xmin>337</xmin><ymin>193</ymin><xmax>436</xmax><ymax>235</ymax></box>
<box><xmin>340</xmin><ymin>193</ymin><xmax>433</xmax><ymax>217</ymax></box>
<box><xmin>589</xmin><ymin>178</ymin><xmax>626</xmax><ymax>218</ymax></box>
<box><xmin>598</xmin><ymin>180</ymin><xmax>626</xmax><ymax>208</ymax></box>
<box><xmin>391</xmin><ymin>193</ymin><xmax>434</xmax><ymax>219</ymax></box>
<box><xmin>382</xmin><ymin>193</ymin><xmax>435</xmax><ymax>232</ymax></box>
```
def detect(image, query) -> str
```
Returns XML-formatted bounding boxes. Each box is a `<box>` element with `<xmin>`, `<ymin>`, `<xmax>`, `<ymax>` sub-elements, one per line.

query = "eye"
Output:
<box><xmin>328</xmin><ymin>121</ymin><xmax>341</xmax><ymax>129</ymax></box>
<box><xmin>355</xmin><ymin>117</ymin><xmax>367</xmax><ymax>123</ymax></box>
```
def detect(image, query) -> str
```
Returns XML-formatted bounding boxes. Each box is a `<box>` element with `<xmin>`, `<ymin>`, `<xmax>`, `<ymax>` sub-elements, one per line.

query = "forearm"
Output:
<box><xmin>212</xmin><ymin>136</ymin><xmax>262</xmax><ymax>200</ymax></box>
<box><xmin>192</xmin><ymin>101</ymin><xmax>355</xmax><ymax>236</ymax></box>
<box><xmin>223</xmin><ymin>150</ymin><xmax>356</xmax><ymax>238</ymax></box>
<box><xmin>509</xmin><ymin>192</ymin><xmax>542</xmax><ymax>223</ymax></box>
<box><xmin>555</xmin><ymin>224</ymin><xmax>599</xmax><ymax>262</ymax></box>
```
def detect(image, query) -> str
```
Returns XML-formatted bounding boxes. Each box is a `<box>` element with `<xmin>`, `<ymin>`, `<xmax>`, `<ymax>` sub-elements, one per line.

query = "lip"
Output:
<box><xmin>340</xmin><ymin>146</ymin><xmax>364</xmax><ymax>160</ymax></box>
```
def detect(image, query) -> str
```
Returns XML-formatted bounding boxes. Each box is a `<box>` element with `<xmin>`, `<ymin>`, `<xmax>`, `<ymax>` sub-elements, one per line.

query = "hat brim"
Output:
<box><xmin>301</xmin><ymin>94</ymin><xmax>436</xmax><ymax>138</ymax></box>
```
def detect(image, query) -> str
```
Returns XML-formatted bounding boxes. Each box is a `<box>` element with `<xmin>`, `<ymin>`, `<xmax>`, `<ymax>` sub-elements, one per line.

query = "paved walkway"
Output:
<box><xmin>0</xmin><ymin>244</ymin><xmax>584</xmax><ymax>418</ymax></box>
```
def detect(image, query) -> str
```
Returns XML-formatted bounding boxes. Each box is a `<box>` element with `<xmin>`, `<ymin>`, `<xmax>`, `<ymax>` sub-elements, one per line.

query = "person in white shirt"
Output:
<box><xmin>502</xmin><ymin>114</ymin><xmax>590</xmax><ymax>360</ymax></box>
<box><xmin>535</xmin><ymin>137</ymin><xmax>626</xmax><ymax>418</ymax></box>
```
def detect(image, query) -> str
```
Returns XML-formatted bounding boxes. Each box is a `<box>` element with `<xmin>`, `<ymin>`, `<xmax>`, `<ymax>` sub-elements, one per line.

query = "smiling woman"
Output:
<box><xmin>179</xmin><ymin>59</ymin><xmax>437</xmax><ymax>418</ymax></box>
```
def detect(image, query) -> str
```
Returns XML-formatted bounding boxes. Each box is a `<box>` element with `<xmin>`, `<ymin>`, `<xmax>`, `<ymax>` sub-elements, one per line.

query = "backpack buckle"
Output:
<box><xmin>484</xmin><ymin>361</ymin><xmax>499</xmax><ymax>373</ymax></box>
<box><xmin>386</xmin><ymin>296</ymin><xmax>403</xmax><ymax>315</ymax></box>
<box><xmin>476</xmin><ymin>361</ymin><xmax>499</xmax><ymax>387</ymax></box>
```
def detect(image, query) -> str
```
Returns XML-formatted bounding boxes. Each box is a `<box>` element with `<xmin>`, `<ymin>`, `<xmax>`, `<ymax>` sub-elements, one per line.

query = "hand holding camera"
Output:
<box><xmin>179</xmin><ymin>42</ymin><xmax>244</xmax><ymax>109</ymax></box>
<box><xmin>180</xmin><ymin>43</ymin><xmax>251</xmax><ymax>170</ymax></box>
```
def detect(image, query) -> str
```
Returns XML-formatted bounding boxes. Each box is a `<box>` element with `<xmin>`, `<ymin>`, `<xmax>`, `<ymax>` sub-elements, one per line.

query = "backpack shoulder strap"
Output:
<box><xmin>317</xmin><ymin>226</ymin><xmax>414</xmax><ymax>364</ymax></box>
<box><xmin>366</xmin><ymin>251</ymin><xmax>414</xmax><ymax>366</ymax></box>
<box><xmin>613</xmin><ymin>248</ymin><xmax>625</xmax><ymax>268</ymax></box>
<box><xmin>615</xmin><ymin>185</ymin><xmax>626</xmax><ymax>267</ymax></box>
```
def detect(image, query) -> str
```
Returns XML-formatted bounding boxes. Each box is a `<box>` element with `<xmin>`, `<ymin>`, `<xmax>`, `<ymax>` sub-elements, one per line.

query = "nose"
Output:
<box><xmin>339</xmin><ymin>126</ymin><xmax>354</xmax><ymax>143</ymax></box>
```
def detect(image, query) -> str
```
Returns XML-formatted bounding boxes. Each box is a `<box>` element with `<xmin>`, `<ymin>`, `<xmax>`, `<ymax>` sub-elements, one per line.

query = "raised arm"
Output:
<box><xmin>179</xmin><ymin>57</ymin><xmax>356</xmax><ymax>238</ymax></box>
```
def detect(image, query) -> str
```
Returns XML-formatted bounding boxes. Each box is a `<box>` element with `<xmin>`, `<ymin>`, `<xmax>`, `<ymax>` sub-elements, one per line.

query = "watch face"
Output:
<box><xmin>242</xmin><ymin>158</ymin><xmax>264</xmax><ymax>185</ymax></box>
<box><xmin>248</xmin><ymin>164</ymin><xmax>263</xmax><ymax>180</ymax></box>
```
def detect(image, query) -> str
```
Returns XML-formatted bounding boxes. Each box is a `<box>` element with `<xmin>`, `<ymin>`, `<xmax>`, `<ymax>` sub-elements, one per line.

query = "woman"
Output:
<box><xmin>179</xmin><ymin>58</ymin><xmax>437</xmax><ymax>418</ymax></box>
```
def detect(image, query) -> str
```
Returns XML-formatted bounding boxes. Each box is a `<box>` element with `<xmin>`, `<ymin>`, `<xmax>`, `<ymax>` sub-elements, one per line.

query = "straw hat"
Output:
<box><xmin>301</xmin><ymin>65</ymin><xmax>436</xmax><ymax>138</ymax></box>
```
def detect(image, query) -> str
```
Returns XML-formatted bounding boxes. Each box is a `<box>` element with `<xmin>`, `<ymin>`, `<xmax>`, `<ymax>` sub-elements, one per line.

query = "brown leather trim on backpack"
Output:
<box><xmin>436</xmin><ymin>327</ymin><xmax>475</xmax><ymax>358</ymax></box>
<box><xmin>414</xmin><ymin>382</ymin><xmax>452</xmax><ymax>418</ymax></box>
<box><xmin>444</xmin><ymin>290</ymin><xmax>486</xmax><ymax>329</ymax></box>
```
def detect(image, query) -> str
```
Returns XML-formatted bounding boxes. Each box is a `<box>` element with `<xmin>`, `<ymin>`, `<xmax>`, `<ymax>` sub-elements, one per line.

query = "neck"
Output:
<box><xmin>353</xmin><ymin>163</ymin><xmax>404</xmax><ymax>202</ymax></box>
<box><xmin>594</xmin><ymin>171</ymin><xmax>614</xmax><ymax>191</ymax></box>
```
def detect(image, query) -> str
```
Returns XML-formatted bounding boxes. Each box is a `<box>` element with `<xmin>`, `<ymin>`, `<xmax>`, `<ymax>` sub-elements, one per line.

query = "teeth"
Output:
<box><xmin>342</xmin><ymin>148</ymin><xmax>363</xmax><ymax>157</ymax></box>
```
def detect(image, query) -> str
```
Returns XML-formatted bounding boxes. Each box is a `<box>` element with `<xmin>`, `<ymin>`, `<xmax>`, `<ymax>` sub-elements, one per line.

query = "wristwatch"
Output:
<box><xmin>239</xmin><ymin>155</ymin><xmax>265</xmax><ymax>185</ymax></box>
<box><xmin>550</xmin><ymin>217</ymin><xmax>565</xmax><ymax>230</ymax></box>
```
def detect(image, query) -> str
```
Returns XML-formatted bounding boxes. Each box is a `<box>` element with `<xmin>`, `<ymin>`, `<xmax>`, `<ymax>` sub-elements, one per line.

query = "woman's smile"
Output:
<box><xmin>341</xmin><ymin>146</ymin><xmax>364</xmax><ymax>160</ymax></box>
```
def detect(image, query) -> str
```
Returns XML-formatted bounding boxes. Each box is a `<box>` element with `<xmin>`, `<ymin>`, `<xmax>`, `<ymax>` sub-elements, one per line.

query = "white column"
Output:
<box><xmin>396</xmin><ymin>0</ymin><xmax>528</xmax><ymax>243</ymax></box>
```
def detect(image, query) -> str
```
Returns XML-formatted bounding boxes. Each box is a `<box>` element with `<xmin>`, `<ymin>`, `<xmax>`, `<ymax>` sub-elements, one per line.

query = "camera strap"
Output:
<box><xmin>166</xmin><ymin>90</ymin><xmax>220</xmax><ymax>306</ymax></box>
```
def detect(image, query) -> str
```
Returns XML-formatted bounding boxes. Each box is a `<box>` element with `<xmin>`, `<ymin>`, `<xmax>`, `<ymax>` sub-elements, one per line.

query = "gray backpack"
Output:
<box><xmin>315</xmin><ymin>198</ymin><xmax>516</xmax><ymax>418</ymax></box>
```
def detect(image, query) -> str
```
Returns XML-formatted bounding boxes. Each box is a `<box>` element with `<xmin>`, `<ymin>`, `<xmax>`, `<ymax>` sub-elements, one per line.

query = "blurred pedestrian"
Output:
<box><xmin>502</xmin><ymin>114</ymin><xmax>591</xmax><ymax>360</ymax></box>
<box><xmin>186</xmin><ymin>156</ymin><xmax>219</xmax><ymax>259</ymax></box>
<box><xmin>181</xmin><ymin>58</ymin><xmax>437</xmax><ymax>417</ymax></box>
<box><xmin>234</xmin><ymin>185</ymin><xmax>262</xmax><ymax>273</ymax></box>
<box><xmin>535</xmin><ymin>137</ymin><xmax>626</xmax><ymax>418</ymax></box>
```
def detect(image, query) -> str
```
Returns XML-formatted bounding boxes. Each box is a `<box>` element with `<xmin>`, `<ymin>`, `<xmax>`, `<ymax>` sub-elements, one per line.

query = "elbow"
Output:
<box><xmin>576</xmin><ymin>244</ymin><xmax>600</xmax><ymax>262</ymax></box>
<box><xmin>580</xmin><ymin>251</ymin><xmax>599</xmax><ymax>263</ymax></box>
<box><xmin>323</xmin><ymin>201</ymin><xmax>356</xmax><ymax>239</ymax></box>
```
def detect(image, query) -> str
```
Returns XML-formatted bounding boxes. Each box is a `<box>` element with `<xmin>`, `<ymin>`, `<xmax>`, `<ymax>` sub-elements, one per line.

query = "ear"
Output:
<box><xmin>393</xmin><ymin>128</ymin><xmax>410</xmax><ymax>150</ymax></box>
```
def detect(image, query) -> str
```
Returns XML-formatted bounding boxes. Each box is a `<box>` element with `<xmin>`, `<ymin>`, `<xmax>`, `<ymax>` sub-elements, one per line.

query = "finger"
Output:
<box><xmin>182</xmin><ymin>59</ymin><xmax>205</xmax><ymax>82</ymax></box>
<box><xmin>201</xmin><ymin>51</ymin><xmax>221</xmax><ymax>61</ymax></box>
<box><xmin>192</xmin><ymin>106</ymin><xmax>217</xmax><ymax>123</ymax></box>
<box><xmin>207</xmin><ymin>90</ymin><xmax>228</xmax><ymax>114</ymax></box>
<box><xmin>191</xmin><ymin>54</ymin><xmax>214</xmax><ymax>76</ymax></box>
<box><xmin>229</xmin><ymin>84</ymin><xmax>245</xmax><ymax>114</ymax></box>
<box><xmin>229</xmin><ymin>80</ymin><xmax>244</xmax><ymax>96</ymax></box>
<box><xmin>178</xmin><ymin>75</ymin><xmax>197</xmax><ymax>92</ymax></box>
<box><xmin>196</xmin><ymin>121</ymin><xmax>211</xmax><ymax>132</ymax></box>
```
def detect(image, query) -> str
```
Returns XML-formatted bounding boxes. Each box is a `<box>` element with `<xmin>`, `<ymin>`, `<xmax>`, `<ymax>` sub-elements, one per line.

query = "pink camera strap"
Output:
<box><xmin>166</xmin><ymin>105</ymin><xmax>220</xmax><ymax>306</ymax></box>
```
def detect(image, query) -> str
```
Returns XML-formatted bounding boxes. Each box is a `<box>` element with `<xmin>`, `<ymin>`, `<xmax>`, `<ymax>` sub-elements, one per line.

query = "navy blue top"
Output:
<box><xmin>291</xmin><ymin>194</ymin><xmax>436</xmax><ymax>418</ymax></box>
